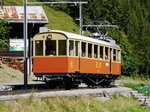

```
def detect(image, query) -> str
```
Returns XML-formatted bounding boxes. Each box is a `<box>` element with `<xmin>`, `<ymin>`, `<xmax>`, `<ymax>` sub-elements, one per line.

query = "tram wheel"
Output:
<box><xmin>45</xmin><ymin>81</ymin><xmax>56</xmax><ymax>89</ymax></box>
<box><xmin>64</xmin><ymin>77</ymin><xmax>72</xmax><ymax>90</ymax></box>
<box><xmin>101</xmin><ymin>80</ymin><xmax>112</xmax><ymax>88</ymax></box>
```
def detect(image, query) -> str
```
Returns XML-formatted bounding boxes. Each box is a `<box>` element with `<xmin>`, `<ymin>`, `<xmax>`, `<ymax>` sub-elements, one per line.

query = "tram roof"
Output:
<box><xmin>37</xmin><ymin>30</ymin><xmax>120</xmax><ymax>49</ymax></box>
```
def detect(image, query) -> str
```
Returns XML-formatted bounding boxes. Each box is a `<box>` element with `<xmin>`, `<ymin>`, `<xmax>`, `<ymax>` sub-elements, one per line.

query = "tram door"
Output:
<box><xmin>110</xmin><ymin>48</ymin><xmax>112</xmax><ymax>74</ymax></box>
<box><xmin>69</xmin><ymin>40</ymin><xmax>80</xmax><ymax>72</ymax></box>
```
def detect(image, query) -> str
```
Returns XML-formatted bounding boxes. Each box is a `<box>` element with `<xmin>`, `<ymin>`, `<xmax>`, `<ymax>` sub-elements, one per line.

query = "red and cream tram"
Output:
<box><xmin>33</xmin><ymin>29</ymin><xmax>121</xmax><ymax>89</ymax></box>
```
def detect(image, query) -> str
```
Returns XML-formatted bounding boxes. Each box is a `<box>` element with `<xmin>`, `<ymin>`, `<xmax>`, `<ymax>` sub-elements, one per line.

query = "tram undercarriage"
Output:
<box><xmin>34</xmin><ymin>73</ymin><xmax>119</xmax><ymax>90</ymax></box>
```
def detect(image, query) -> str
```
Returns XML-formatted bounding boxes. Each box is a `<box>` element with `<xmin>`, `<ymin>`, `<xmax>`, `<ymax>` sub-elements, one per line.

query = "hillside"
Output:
<box><xmin>5</xmin><ymin>0</ymin><xmax>79</xmax><ymax>34</ymax></box>
<box><xmin>0</xmin><ymin>63</ymin><xmax>35</xmax><ymax>83</ymax></box>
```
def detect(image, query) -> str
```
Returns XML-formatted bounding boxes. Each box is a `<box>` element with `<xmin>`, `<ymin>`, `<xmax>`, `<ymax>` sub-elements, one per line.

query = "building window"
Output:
<box><xmin>75</xmin><ymin>41</ymin><xmax>79</xmax><ymax>56</ymax></box>
<box><xmin>105</xmin><ymin>47</ymin><xmax>109</xmax><ymax>60</ymax></box>
<box><xmin>81</xmin><ymin>42</ymin><xmax>86</xmax><ymax>57</ymax></box>
<box><xmin>94</xmin><ymin>45</ymin><xmax>98</xmax><ymax>59</ymax></box>
<box><xmin>69</xmin><ymin>40</ymin><xmax>74</xmax><ymax>56</ymax></box>
<box><xmin>45</xmin><ymin>40</ymin><xmax>56</xmax><ymax>56</ymax></box>
<box><xmin>100</xmin><ymin>46</ymin><xmax>104</xmax><ymax>60</ymax></box>
<box><xmin>88</xmin><ymin>43</ymin><xmax>92</xmax><ymax>58</ymax></box>
<box><xmin>113</xmin><ymin>49</ymin><xmax>117</xmax><ymax>61</ymax></box>
<box><xmin>35</xmin><ymin>40</ymin><xmax>43</xmax><ymax>56</ymax></box>
<box><xmin>58</xmin><ymin>40</ymin><xmax>66</xmax><ymax>55</ymax></box>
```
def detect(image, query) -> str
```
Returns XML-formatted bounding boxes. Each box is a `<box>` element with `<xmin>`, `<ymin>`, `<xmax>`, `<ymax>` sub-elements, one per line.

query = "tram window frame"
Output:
<box><xmin>35</xmin><ymin>40</ymin><xmax>44</xmax><ymax>56</ymax></box>
<box><xmin>100</xmin><ymin>46</ymin><xmax>104</xmax><ymax>60</ymax></box>
<box><xmin>117</xmin><ymin>50</ymin><xmax>121</xmax><ymax>62</ymax></box>
<box><xmin>45</xmin><ymin>40</ymin><xmax>56</xmax><ymax>56</ymax></box>
<box><xmin>113</xmin><ymin>49</ymin><xmax>117</xmax><ymax>62</ymax></box>
<box><xmin>81</xmin><ymin>42</ymin><xmax>87</xmax><ymax>57</ymax></box>
<box><xmin>69</xmin><ymin>40</ymin><xmax>74</xmax><ymax>56</ymax></box>
<box><xmin>58</xmin><ymin>40</ymin><xmax>67</xmax><ymax>56</ymax></box>
<box><xmin>75</xmin><ymin>41</ymin><xmax>79</xmax><ymax>57</ymax></box>
<box><xmin>94</xmin><ymin>44</ymin><xmax>98</xmax><ymax>59</ymax></box>
<box><xmin>88</xmin><ymin>43</ymin><xmax>92</xmax><ymax>58</ymax></box>
<box><xmin>105</xmin><ymin>47</ymin><xmax>109</xmax><ymax>60</ymax></box>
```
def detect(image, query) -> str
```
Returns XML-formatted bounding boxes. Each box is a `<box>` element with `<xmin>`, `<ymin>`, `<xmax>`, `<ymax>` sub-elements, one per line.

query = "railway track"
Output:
<box><xmin>0</xmin><ymin>85</ymin><xmax>113</xmax><ymax>96</ymax></box>
<box><xmin>0</xmin><ymin>82</ymin><xmax>109</xmax><ymax>96</ymax></box>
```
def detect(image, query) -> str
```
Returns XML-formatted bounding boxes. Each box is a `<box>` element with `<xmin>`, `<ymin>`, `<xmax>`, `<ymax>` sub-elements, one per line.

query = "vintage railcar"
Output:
<box><xmin>33</xmin><ymin>29</ymin><xmax>121</xmax><ymax>89</ymax></box>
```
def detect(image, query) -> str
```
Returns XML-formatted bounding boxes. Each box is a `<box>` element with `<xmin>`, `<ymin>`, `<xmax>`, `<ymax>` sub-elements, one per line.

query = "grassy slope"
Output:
<box><xmin>116</xmin><ymin>76</ymin><xmax>150</xmax><ymax>85</ymax></box>
<box><xmin>0</xmin><ymin>64</ymin><xmax>35</xmax><ymax>83</ymax></box>
<box><xmin>0</xmin><ymin>96</ymin><xmax>149</xmax><ymax>112</ymax></box>
<box><xmin>0</xmin><ymin>64</ymin><xmax>23</xmax><ymax>83</ymax></box>
<box><xmin>5</xmin><ymin>0</ymin><xmax>79</xmax><ymax>34</ymax></box>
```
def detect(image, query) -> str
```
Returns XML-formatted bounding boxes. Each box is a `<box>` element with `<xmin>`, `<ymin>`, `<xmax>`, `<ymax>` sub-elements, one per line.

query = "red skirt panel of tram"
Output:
<box><xmin>33</xmin><ymin>57</ymin><xmax>121</xmax><ymax>75</ymax></box>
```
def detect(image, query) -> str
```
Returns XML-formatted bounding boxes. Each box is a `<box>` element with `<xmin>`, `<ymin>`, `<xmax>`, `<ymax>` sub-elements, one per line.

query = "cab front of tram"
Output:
<box><xmin>32</xmin><ymin>32</ymin><xmax>69</xmax><ymax>78</ymax></box>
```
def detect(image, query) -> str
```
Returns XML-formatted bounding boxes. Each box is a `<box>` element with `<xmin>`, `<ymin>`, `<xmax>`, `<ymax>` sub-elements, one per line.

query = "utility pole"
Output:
<box><xmin>23</xmin><ymin>0</ymin><xmax>28</xmax><ymax>88</ymax></box>
<box><xmin>79</xmin><ymin>2</ymin><xmax>83</xmax><ymax>35</ymax></box>
<box><xmin>0</xmin><ymin>0</ymin><xmax>4</xmax><ymax>6</ymax></box>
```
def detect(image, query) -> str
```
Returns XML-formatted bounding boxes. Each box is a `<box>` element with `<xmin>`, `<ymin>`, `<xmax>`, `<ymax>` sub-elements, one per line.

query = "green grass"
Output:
<box><xmin>116</xmin><ymin>75</ymin><xmax>150</xmax><ymax>86</ymax></box>
<box><xmin>4</xmin><ymin>0</ymin><xmax>79</xmax><ymax>34</ymax></box>
<box><xmin>115</xmin><ymin>76</ymin><xmax>150</xmax><ymax>97</ymax></box>
<box><xmin>122</xmin><ymin>83</ymin><xmax>150</xmax><ymax>96</ymax></box>
<box><xmin>117</xmin><ymin>76</ymin><xmax>150</xmax><ymax>96</ymax></box>
<box><xmin>0</xmin><ymin>95</ymin><xmax>149</xmax><ymax>112</ymax></box>
<box><xmin>120</xmin><ymin>76</ymin><xmax>150</xmax><ymax>82</ymax></box>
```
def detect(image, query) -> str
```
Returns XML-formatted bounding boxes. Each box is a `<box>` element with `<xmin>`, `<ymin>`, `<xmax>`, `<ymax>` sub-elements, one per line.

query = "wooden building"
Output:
<box><xmin>0</xmin><ymin>5</ymin><xmax>48</xmax><ymax>57</ymax></box>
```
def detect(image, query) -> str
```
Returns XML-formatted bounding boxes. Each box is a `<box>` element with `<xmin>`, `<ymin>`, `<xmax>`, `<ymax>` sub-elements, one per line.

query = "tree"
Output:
<box><xmin>0</xmin><ymin>20</ymin><xmax>11</xmax><ymax>52</ymax></box>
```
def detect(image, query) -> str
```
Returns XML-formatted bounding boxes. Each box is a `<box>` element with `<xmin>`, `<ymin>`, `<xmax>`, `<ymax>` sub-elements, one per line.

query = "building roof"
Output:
<box><xmin>0</xmin><ymin>5</ymin><xmax>48</xmax><ymax>23</ymax></box>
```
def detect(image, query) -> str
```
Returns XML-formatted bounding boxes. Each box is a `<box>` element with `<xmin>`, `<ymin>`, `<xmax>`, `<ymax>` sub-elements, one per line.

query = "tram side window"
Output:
<box><xmin>45</xmin><ymin>40</ymin><xmax>56</xmax><ymax>56</ymax></box>
<box><xmin>69</xmin><ymin>40</ymin><xmax>74</xmax><ymax>56</ymax></box>
<box><xmin>105</xmin><ymin>47</ymin><xmax>109</xmax><ymax>60</ymax></box>
<box><xmin>88</xmin><ymin>43</ymin><xmax>92</xmax><ymax>58</ymax></box>
<box><xmin>94</xmin><ymin>45</ymin><xmax>98</xmax><ymax>58</ymax></box>
<box><xmin>113</xmin><ymin>49</ymin><xmax>117</xmax><ymax>61</ymax></box>
<box><xmin>117</xmin><ymin>50</ymin><xmax>121</xmax><ymax>62</ymax></box>
<box><xmin>35</xmin><ymin>40</ymin><xmax>43</xmax><ymax>56</ymax></box>
<box><xmin>59</xmin><ymin>40</ymin><xmax>66</xmax><ymax>55</ymax></box>
<box><xmin>100</xmin><ymin>46</ymin><xmax>104</xmax><ymax>60</ymax></box>
<box><xmin>75</xmin><ymin>41</ymin><xmax>79</xmax><ymax>56</ymax></box>
<box><xmin>81</xmin><ymin>42</ymin><xmax>86</xmax><ymax>57</ymax></box>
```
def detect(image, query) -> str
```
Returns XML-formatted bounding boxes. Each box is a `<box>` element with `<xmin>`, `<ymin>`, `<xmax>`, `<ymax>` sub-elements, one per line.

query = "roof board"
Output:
<box><xmin>0</xmin><ymin>5</ymin><xmax>48</xmax><ymax>23</ymax></box>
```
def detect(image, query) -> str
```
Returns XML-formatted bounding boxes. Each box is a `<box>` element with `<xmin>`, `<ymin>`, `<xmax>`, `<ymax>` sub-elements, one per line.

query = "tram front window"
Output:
<box><xmin>35</xmin><ymin>40</ymin><xmax>43</xmax><ymax>56</ymax></box>
<box><xmin>46</xmin><ymin>40</ymin><xmax>56</xmax><ymax>56</ymax></box>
